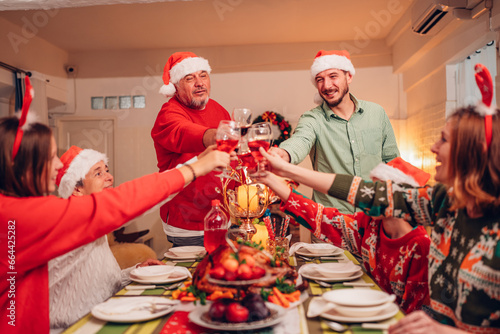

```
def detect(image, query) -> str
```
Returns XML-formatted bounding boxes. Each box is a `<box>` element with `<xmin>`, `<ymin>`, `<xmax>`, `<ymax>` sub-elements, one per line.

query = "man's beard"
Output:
<box><xmin>324</xmin><ymin>86</ymin><xmax>349</xmax><ymax>108</ymax></box>
<box><xmin>189</xmin><ymin>96</ymin><xmax>209</xmax><ymax>110</ymax></box>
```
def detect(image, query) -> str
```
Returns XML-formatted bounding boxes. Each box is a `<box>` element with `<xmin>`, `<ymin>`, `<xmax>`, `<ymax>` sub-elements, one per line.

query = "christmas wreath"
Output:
<box><xmin>252</xmin><ymin>111</ymin><xmax>292</xmax><ymax>147</ymax></box>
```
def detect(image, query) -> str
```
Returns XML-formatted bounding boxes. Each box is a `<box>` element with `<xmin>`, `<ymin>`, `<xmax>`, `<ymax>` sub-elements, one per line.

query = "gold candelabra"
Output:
<box><xmin>216</xmin><ymin>164</ymin><xmax>276</xmax><ymax>241</ymax></box>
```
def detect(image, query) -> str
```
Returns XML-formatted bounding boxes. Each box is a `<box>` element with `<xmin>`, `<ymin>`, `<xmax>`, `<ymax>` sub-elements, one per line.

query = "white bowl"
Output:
<box><xmin>302</xmin><ymin>243</ymin><xmax>338</xmax><ymax>255</ymax></box>
<box><xmin>313</xmin><ymin>262</ymin><xmax>360</xmax><ymax>278</ymax></box>
<box><xmin>323</xmin><ymin>289</ymin><xmax>395</xmax><ymax>307</ymax></box>
<box><xmin>130</xmin><ymin>265</ymin><xmax>176</xmax><ymax>280</ymax></box>
<box><xmin>334</xmin><ymin>302</ymin><xmax>394</xmax><ymax>317</ymax></box>
<box><xmin>168</xmin><ymin>246</ymin><xmax>205</xmax><ymax>257</ymax></box>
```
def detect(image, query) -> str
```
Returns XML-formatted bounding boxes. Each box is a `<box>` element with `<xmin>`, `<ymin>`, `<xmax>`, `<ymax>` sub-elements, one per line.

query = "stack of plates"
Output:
<box><xmin>299</xmin><ymin>262</ymin><xmax>363</xmax><ymax>282</ymax></box>
<box><xmin>91</xmin><ymin>297</ymin><xmax>178</xmax><ymax>322</ymax></box>
<box><xmin>321</xmin><ymin>289</ymin><xmax>398</xmax><ymax>322</ymax></box>
<box><xmin>164</xmin><ymin>246</ymin><xmax>206</xmax><ymax>260</ymax></box>
<box><xmin>130</xmin><ymin>265</ymin><xmax>188</xmax><ymax>284</ymax></box>
<box><xmin>295</xmin><ymin>243</ymin><xmax>343</xmax><ymax>257</ymax></box>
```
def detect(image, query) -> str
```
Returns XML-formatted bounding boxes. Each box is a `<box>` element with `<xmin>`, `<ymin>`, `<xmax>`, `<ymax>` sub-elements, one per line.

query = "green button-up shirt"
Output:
<box><xmin>280</xmin><ymin>94</ymin><xmax>400</xmax><ymax>213</ymax></box>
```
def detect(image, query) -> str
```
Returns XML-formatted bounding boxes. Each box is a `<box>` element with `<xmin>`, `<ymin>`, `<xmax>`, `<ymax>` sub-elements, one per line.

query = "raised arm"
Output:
<box><xmin>256</xmin><ymin>147</ymin><xmax>335</xmax><ymax>194</ymax></box>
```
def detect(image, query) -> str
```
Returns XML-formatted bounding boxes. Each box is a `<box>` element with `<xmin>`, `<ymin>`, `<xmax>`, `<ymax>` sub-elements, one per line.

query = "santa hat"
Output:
<box><xmin>369</xmin><ymin>157</ymin><xmax>430</xmax><ymax>187</ymax></box>
<box><xmin>310</xmin><ymin>50</ymin><xmax>355</xmax><ymax>104</ymax></box>
<box><xmin>159</xmin><ymin>51</ymin><xmax>212</xmax><ymax>98</ymax></box>
<box><xmin>56</xmin><ymin>146</ymin><xmax>108</xmax><ymax>199</ymax></box>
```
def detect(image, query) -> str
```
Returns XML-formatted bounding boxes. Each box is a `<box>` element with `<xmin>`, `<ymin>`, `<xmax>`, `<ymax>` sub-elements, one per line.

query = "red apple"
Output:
<box><xmin>251</xmin><ymin>266</ymin><xmax>266</xmax><ymax>279</ymax></box>
<box><xmin>208</xmin><ymin>300</ymin><xmax>227</xmax><ymax>321</ymax></box>
<box><xmin>225</xmin><ymin>302</ymin><xmax>249</xmax><ymax>323</ymax></box>
<box><xmin>224</xmin><ymin>270</ymin><xmax>238</xmax><ymax>281</ymax></box>
<box><xmin>237</xmin><ymin>263</ymin><xmax>253</xmax><ymax>280</ymax></box>
<box><xmin>209</xmin><ymin>266</ymin><xmax>225</xmax><ymax>280</ymax></box>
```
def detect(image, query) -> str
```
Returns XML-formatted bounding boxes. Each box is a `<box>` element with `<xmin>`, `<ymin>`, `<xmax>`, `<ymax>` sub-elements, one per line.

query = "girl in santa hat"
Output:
<box><xmin>255</xmin><ymin>64</ymin><xmax>500</xmax><ymax>333</ymax></box>
<box><xmin>0</xmin><ymin>78</ymin><xmax>230</xmax><ymax>334</ymax></box>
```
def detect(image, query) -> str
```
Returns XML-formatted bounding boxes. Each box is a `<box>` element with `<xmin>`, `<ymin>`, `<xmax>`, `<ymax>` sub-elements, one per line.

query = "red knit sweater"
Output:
<box><xmin>0</xmin><ymin>169</ymin><xmax>184</xmax><ymax>334</ymax></box>
<box><xmin>283</xmin><ymin>190</ymin><xmax>431</xmax><ymax>313</ymax></box>
<box><xmin>151</xmin><ymin>96</ymin><xmax>230</xmax><ymax>230</ymax></box>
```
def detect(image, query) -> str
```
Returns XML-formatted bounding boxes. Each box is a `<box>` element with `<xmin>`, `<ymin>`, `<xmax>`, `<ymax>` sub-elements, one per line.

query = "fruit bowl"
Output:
<box><xmin>207</xmin><ymin>271</ymin><xmax>271</xmax><ymax>287</ymax></box>
<box><xmin>189</xmin><ymin>301</ymin><xmax>285</xmax><ymax>331</ymax></box>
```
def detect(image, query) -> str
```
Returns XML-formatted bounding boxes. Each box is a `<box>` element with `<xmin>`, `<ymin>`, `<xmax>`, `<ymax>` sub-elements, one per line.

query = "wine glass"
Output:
<box><xmin>231</xmin><ymin>108</ymin><xmax>252</xmax><ymax>136</ymax></box>
<box><xmin>247</xmin><ymin>122</ymin><xmax>272</xmax><ymax>168</ymax></box>
<box><xmin>216</xmin><ymin>120</ymin><xmax>241</xmax><ymax>153</ymax></box>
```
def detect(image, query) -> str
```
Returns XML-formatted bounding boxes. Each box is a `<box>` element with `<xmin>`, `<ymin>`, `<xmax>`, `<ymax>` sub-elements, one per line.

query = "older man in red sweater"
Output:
<box><xmin>151</xmin><ymin>52</ymin><xmax>230</xmax><ymax>247</ymax></box>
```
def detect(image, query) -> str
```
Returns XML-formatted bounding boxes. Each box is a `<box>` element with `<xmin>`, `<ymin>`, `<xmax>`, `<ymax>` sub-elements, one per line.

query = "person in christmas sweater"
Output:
<box><xmin>0</xmin><ymin>77</ymin><xmax>230</xmax><ymax>334</ymax></box>
<box><xmin>49</xmin><ymin>146</ymin><xmax>165</xmax><ymax>333</ymax></box>
<box><xmin>255</xmin><ymin>65</ymin><xmax>500</xmax><ymax>333</ymax></box>
<box><xmin>263</xmin><ymin>157</ymin><xmax>431</xmax><ymax>313</ymax></box>
<box><xmin>152</xmin><ymin>51</ymin><xmax>231</xmax><ymax>247</ymax></box>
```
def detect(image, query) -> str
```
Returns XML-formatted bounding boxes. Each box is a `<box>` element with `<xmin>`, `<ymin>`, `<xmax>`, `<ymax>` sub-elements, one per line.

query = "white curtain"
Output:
<box><xmin>28</xmin><ymin>71</ymin><xmax>49</xmax><ymax>125</ymax></box>
<box><xmin>456</xmin><ymin>41</ymin><xmax>496</xmax><ymax>108</ymax></box>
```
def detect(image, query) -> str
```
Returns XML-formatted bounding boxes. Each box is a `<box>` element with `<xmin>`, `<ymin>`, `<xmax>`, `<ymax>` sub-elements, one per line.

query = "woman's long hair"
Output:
<box><xmin>0</xmin><ymin>117</ymin><xmax>52</xmax><ymax>197</ymax></box>
<box><xmin>447</xmin><ymin>106</ymin><xmax>500</xmax><ymax>213</ymax></box>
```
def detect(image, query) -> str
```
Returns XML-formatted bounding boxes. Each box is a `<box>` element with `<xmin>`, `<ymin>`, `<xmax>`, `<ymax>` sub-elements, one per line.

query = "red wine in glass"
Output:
<box><xmin>216</xmin><ymin>139</ymin><xmax>239</xmax><ymax>153</ymax></box>
<box><xmin>240</xmin><ymin>124</ymin><xmax>251</xmax><ymax>136</ymax></box>
<box><xmin>238</xmin><ymin>151</ymin><xmax>257</xmax><ymax>168</ymax></box>
<box><xmin>248</xmin><ymin>140</ymin><xmax>271</xmax><ymax>161</ymax></box>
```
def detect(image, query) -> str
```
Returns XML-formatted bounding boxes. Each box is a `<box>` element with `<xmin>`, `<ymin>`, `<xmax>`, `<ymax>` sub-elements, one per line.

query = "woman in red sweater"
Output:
<box><xmin>0</xmin><ymin>108</ymin><xmax>229</xmax><ymax>333</ymax></box>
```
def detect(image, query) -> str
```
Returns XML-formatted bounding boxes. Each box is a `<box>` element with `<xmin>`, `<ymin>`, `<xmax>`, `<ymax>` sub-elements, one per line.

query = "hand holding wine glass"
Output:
<box><xmin>216</xmin><ymin>120</ymin><xmax>241</xmax><ymax>154</ymax></box>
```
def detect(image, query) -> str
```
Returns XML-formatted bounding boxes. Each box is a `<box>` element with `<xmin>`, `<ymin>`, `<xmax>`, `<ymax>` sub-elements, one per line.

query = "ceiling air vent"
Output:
<box><xmin>411</xmin><ymin>1</ymin><xmax>450</xmax><ymax>35</ymax></box>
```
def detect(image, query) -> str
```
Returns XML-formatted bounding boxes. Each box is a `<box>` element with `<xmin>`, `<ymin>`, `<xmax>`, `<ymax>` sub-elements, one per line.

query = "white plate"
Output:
<box><xmin>295</xmin><ymin>247</ymin><xmax>343</xmax><ymax>257</ymax></box>
<box><xmin>312</xmin><ymin>262</ymin><xmax>361</xmax><ymax>278</ymax></box>
<box><xmin>130</xmin><ymin>265</ymin><xmax>176</xmax><ymax>280</ymax></box>
<box><xmin>322</xmin><ymin>289</ymin><xmax>394</xmax><ymax>307</ymax></box>
<box><xmin>168</xmin><ymin>246</ymin><xmax>206</xmax><ymax>257</ymax></box>
<box><xmin>164</xmin><ymin>250</ymin><xmax>207</xmax><ymax>260</ymax></box>
<box><xmin>130</xmin><ymin>271</ymin><xmax>188</xmax><ymax>284</ymax></box>
<box><xmin>188</xmin><ymin>302</ymin><xmax>285</xmax><ymax>331</ymax></box>
<box><xmin>320</xmin><ymin>302</ymin><xmax>399</xmax><ymax>323</ymax></box>
<box><xmin>335</xmin><ymin>302</ymin><xmax>394</xmax><ymax>317</ymax></box>
<box><xmin>91</xmin><ymin>297</ymin><xmax>178</xmax><ymax>323</ymax></box>
<box><xmin>299</xmin><ymin>264</ymin><xmax>363</xmax><ymax>282</ymax></box>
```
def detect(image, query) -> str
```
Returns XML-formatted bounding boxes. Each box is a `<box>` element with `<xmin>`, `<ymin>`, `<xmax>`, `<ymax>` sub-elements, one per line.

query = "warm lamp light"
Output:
<box><xmin>237</xmin><ymin>185</ymin><xmax>259</xmax><ymax>211</ymax></box>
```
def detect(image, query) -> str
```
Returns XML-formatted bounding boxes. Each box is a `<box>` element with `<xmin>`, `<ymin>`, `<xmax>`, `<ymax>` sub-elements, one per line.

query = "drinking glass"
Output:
<box><xmin>231</xmin><ymin>108</ymin><xmax>252</xmax><ymax>136</ymax></box>
<box><xmin>247</xmin><ymin>122</ymin><xmax>272</xmax><ymax>163</ymax></box>
<box><xmin>216</xmin><ymin>120</ymin><xmax>241</xmax><ymax>154</ymax></box>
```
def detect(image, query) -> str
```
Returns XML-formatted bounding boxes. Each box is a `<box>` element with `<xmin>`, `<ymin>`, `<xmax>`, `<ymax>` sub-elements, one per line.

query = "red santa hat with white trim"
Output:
<box><xmin>159</xmin><ymin>51</ymin><xmax>212</xmax><ymax>98</ymax></box>
<box><xmin>56</xmin><ymin>146</ymin><xmax>108</xmax><ymax>199</ymax></box>
<box><xmin>310</xmin><ymin>50</ymin><xmax>356</xmax><ymax>104</ymax></box>
<box><xmin>369</xmin><ymin>157</ymin><xmax>430</xmax><ymax>187</ymax></box>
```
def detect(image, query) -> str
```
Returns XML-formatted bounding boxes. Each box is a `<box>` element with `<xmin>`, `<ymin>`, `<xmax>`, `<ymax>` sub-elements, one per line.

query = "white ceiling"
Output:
<box><xmin>0</xmin><ymin>0</ymin><xmax>414</xmax><ymax>53</ymax></box>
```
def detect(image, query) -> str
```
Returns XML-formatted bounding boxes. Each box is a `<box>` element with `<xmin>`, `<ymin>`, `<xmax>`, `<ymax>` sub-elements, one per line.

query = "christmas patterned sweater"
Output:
<box><xmin>329</xmin><ymin>175</ymin><xmax>500</xmax><ymax>333</ymax></box>
<box><xmin>282</xmin><ymin>190</ymin><xmax>430</xmax><ymax>313</ymax></box>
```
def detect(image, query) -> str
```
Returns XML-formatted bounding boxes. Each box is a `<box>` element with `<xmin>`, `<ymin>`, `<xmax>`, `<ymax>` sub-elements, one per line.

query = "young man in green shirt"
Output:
<box><xmin>273</xmin><ymin>49</ymin><xmax>400</xmax><ymax>214</ymax></box>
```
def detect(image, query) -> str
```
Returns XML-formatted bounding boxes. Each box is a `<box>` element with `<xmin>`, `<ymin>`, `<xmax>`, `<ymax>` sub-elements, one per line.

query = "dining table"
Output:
<box><xmin>61</xmin><ymin>248</ymin><xmax>404</xmax><ymax>334</ymax></box>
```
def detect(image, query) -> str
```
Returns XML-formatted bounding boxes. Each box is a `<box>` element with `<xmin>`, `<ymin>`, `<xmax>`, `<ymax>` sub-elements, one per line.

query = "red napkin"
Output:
<box><xmin>160</xmin><ymin>311</ymin><xmax>212</xmax><ymax>334</ymax></box>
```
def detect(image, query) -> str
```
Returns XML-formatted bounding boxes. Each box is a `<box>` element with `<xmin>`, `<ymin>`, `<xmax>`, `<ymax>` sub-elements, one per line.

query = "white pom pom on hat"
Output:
<box><xmin>159</xmin><ymin>51</ymin><xmax>212</xmax><ymax>98</ymax></box>
<box><xmin>369</xmin><ymin>157</ymin><xmax>430</xmax><ymax>187</ymax></box>
<box><xmin>56</xmin><ymin>146</ymin><xmax>108</xmax><ymax>199</ymax></box>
